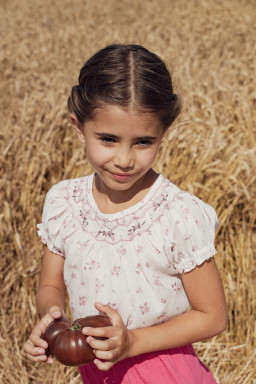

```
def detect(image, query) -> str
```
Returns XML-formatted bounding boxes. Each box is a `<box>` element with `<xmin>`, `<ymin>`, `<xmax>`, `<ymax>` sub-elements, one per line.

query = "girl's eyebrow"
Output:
<box><xmin>95</xmin><ymin>132</ymin><xmax>157</xmax><ymax>140</ymax></box>
<box><xmin>95</xmin><ymin>132</ymin><xmax>119</xmax><ymax>139</ymax></box>
<box><xmin>135</xmin><ymin>136</ymin><xmax>157</xmax><ymax>140</ymax></box>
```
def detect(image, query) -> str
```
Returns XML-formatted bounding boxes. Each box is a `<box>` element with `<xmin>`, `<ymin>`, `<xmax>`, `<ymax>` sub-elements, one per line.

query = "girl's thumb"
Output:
<box><xmin>94</xmin><ymin>302</ymin><xmax>118</xmax><ymax>323</ymax></box>
<box><xmin>49</xmin><ymin>306</ymin><xmax>62</xmax><ymax>318</ymax></box>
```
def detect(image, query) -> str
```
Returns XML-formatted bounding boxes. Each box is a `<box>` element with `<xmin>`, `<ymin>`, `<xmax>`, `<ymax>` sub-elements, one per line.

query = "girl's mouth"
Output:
<box><xmin>110</xmin><ymin>172</ymin><xmax>133</xmax><ymax>181</ymax></box>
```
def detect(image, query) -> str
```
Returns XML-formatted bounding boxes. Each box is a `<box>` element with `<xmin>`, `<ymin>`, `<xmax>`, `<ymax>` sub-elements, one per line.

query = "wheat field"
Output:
<box><xmin>0</xmin><ymin>0</ymin><xmax>255</xmax><ymax>383</ymax></box>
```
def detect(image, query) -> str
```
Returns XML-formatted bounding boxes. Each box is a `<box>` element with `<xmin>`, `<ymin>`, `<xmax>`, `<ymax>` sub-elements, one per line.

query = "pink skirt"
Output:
<box><xmin>78</xmin><ymin>344</ymin><xmax>217</xmax><ymax>384</ymax></box>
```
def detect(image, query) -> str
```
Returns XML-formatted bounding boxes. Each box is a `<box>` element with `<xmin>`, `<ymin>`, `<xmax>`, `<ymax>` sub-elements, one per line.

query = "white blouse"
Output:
<box><xmin>38</xmin><ymin>173</ymin><xmax>218</xmax><ymax>329</ymax></box>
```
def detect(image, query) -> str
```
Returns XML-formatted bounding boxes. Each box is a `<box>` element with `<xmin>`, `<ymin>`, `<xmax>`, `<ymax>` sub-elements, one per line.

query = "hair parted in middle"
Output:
<box><xmin>68</xmin><ymin>44</ymin><xmax>181</xmax><ymax>130</ymax></box>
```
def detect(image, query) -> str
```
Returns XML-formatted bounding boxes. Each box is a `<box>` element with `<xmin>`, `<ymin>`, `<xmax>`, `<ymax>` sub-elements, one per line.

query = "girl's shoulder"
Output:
<box><xmin>159</xmin><ymin>175</ymin><xmax>218</xmax><ymax>228</ymax></box>
<box><xmin>38</xmin><ymin>175</ymin><xmax>94</xmax><ymax>255</ymax></box>
<box><xmin>41</xmin><ymin>174</ymin><xmax>94</xmax><ymax>219</ymax></box>
<box><xmin>159</xmin><ymin>176</ymin><xmax>219</xmax><ymax>274</ymax></box>
<box><xmin>45</xmin><ymin>174</ymin><xmax>93</xmax><ymax>200</ymax></box>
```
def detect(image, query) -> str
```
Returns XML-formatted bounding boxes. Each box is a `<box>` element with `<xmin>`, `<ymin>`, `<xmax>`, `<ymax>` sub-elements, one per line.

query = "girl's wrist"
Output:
<box><xmin>126</xmin><ymin>328</ymin><xmax>139</xmax><ymax>359</ymax></box>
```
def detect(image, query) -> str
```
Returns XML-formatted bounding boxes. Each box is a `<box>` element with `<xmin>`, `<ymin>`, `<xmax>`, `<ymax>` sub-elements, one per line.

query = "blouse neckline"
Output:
<box><xmin>87</xmin><ymin>172</ymin><xmax>163</xmax><ymax>219</ymax></box>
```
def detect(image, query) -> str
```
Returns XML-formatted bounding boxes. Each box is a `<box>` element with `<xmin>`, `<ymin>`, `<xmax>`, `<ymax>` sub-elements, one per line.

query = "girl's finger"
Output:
<box><xmin>93</xmin><ymin>348</ymin><xmax>116</xmax><ymax>362</ymax></box>
<box><xmin>94</xmin><ymin>358</ymin><xmax>114</xmax><ymax>371</ymax></box>
<box><xmin>94</xmin><ymin>303</ymin><xmax>121</xmax><ymax>324</ymax></box>
<box><xmin>24</xmin><ymin>344</ymin><xmax>46</xmax><ymax>356</ymax></box>
<box><xmin>23</xmin><ymin>338</ymin><xmax>46</xmax><ymax>353</ymax></box>
<box><xmin>82</xmin><ymin>325</ymin><xmax>114</xmax><ymax>339</ymax></box>
<box><xmin>26</xmin><ymin>353</ymin><xmax>53</xmax><ymax>364</ymax></box>
<box><xmin>86</xmin><ymin>335</ymin><xmax>115</xmax><ymax>351</ymax></box>
<box><xmin>25</xmin><ymin>352</ymin><xmax>46</xmax><ymax>362</ymax></box>
<box><xmin>49</xmin><ymin>306</ymin><xmax>63</xmax><ymax>319</ymax></box>
<box><xmin>28</xmin><ymin>333</ymin><xmax>48</xmax><ymax>349</ymax></box>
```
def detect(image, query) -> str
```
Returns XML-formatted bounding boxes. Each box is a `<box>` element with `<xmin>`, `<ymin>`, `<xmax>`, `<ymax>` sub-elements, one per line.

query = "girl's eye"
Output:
<box><xmin>100</xmin><ymin>137</ymin><xmax>116</xmax><ymax>143</ymax></box>
<box><xmin>136</xmin><ymin>140</ymin><xmax>153</xmax><ymax>146</ymax></box>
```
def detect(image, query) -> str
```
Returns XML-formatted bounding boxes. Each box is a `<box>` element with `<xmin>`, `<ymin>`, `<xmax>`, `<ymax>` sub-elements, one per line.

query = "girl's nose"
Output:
<box><xmin>114</xmin><ymin>148</ymin><xmax>135</xmax><ymax>169</ymax></box>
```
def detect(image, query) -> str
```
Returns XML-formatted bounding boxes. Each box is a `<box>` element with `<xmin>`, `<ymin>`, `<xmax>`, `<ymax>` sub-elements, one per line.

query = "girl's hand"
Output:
<box><xmin>83</xmin><ymin>302</ymin><xmax>133</xmax><ymax>371</ymax></box>
<box><xmin>23</xmin><ymin>306</ymin><xmax>64</xmax><ymax>364</ymax></box>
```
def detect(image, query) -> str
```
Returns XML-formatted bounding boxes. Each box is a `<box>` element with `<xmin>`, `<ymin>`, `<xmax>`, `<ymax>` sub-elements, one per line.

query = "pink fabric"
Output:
<box><xmin>78</xmin><ymin>345</ymin><xmax>217</xmax><ymax>384</ymax></box>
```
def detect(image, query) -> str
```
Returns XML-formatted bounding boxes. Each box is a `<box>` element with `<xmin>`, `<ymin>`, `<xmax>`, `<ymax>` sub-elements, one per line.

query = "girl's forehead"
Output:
<box><xmin>88</xmin><ymin>105</ymin><xmax>163</xmax><ymax>131</ymax></box>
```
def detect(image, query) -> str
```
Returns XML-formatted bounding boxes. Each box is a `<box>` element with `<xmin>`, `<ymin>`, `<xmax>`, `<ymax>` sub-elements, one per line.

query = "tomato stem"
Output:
<box><xmin>70</xmin><ymin>321</ymin><xmax>81</xmax><ymax>331</ymax></box>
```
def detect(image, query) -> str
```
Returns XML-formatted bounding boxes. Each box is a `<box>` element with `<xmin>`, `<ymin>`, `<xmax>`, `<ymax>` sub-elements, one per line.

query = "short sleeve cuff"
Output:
<box><xmin>37</xmin><ymin>223</ymin><xmax>64</xmax><ymax>256</ymax></box>
<box><xmin>175</xmin><ymin>244</ymin><xmax>217</xmax><ymax>274</ymax></box>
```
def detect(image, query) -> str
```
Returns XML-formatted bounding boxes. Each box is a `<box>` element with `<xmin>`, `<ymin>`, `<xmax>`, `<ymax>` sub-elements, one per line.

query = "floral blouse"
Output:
<box><xmin>38</xmin><ymin>173</ymin><xmax>218</xmax><ymax>329</ymax></box>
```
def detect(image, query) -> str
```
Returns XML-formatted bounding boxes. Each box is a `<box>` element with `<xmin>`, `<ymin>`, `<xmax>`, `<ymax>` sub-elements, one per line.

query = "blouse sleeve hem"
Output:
<box><xmin>37</xmin><ymin>224</ymin><xmax>64</xmax><ymax>257</ymax></box>
<box><xmin>176</xmin><ymin>245</ymin><xmax>217</xmax><ymax>274</ymax></box>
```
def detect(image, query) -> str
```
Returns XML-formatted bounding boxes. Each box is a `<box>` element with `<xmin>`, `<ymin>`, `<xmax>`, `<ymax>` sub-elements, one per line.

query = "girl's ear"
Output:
<box><xmin>70</xmin><ymin>114</ymin><xmax>85</xmax><ymax>143</ymax></box>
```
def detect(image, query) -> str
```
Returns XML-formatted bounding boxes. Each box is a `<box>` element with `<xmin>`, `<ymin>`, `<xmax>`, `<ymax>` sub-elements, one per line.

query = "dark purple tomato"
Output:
<box><xmin>43</xmin><ymin>315</ymin><xmax>111</xmax><ymax>366</ymax></box>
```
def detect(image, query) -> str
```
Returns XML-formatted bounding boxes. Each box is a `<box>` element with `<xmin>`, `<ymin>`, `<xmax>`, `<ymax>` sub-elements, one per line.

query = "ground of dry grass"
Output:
<box><xmin>0</xmin><ymin>0</ymin><xmax>255</xmax><ymax>383</ymax></box>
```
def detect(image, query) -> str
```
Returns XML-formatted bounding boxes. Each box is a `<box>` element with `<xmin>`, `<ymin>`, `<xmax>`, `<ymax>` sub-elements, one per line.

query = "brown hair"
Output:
<box><xmin>68</xmin><ymin>44</ymin><xmax>181</xmax><ymax>130</ymax></box>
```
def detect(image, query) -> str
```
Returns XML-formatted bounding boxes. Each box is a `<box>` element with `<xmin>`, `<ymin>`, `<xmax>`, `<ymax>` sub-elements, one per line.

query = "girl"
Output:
<box><xmin>24</xmin><ymin>44</ymin><xmax>228</xmax><ymax>384</ymax></box>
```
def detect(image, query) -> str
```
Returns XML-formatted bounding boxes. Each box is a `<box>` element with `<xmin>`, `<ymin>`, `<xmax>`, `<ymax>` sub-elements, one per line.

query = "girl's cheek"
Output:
<box><xmin>86</xmin><ymin>148</ymin><xmax>107</xmax><ymax>163</ymax></box>
<box><xmin>138</xmin><ymin>148</ymin><xmax>159</xmax><ymax>164</ymax></box>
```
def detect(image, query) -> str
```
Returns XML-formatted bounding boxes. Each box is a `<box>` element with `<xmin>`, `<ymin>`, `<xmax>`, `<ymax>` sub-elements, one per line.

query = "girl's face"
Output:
<box><xmin>73</xmin><ymin>105</ymin><xmax>164</xmax><ymax>195</ymax></box>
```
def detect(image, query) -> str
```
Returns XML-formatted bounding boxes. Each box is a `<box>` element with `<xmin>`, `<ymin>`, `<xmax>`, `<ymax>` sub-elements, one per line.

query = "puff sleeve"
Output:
<box><xmin>167</xmin><ymin>191</ymin><xmax>219</xmax><ymax>274</ymax></box>
<box><xmin>37</xmin><ymin>182</ymin><xmax>69</xmax><ymax>256</ymax></box>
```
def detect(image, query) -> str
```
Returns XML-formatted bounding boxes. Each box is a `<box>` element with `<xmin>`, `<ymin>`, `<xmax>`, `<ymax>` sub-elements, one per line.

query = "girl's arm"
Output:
<box><xmin>84</xmin><ymin>258</ymin><xmax>228</xmax><ymax>370</ymax></box>
<box><xmin>128</xmin><ymin>258</ymin><xmax>228</xmax><ymax>356</ymax></box>
<box><xmin>23</xmin><ymin>247</ymin><xmax>66</xmax><ymax>363</ymax></box>
<box><xmin>36</xmin><ymin>246</ymin><xmax>66</xmax><ymax>316</ymax></box>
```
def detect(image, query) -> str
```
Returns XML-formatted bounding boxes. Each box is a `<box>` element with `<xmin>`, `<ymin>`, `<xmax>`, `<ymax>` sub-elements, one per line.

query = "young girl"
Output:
<box><xmin>24</xmin><ymin>44</ymin><xmax>228</xmax><ymax>384</ymax></box>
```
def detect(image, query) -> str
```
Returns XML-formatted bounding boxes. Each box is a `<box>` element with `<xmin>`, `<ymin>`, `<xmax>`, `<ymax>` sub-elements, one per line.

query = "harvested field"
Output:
<box><xmin>0</xmin><ymin>0</ymin><xmax>255</xmax><ymax>383</ymax></box>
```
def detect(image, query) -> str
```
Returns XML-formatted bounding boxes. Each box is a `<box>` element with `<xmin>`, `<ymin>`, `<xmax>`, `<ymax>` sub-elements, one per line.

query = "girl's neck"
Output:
<box><xmin>92</xmin><ymin>169</ymin><xmax>158</xmax><ymax>214</ymax></box>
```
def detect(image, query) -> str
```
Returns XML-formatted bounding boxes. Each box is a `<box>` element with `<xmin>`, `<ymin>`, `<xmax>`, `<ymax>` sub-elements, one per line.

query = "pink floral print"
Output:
<box><xmin>79</xmin><ymin>296</ymin><xmax>87</xmax><ymax>306</ymax></box>
<box><xmin>140</xmin><ymin>302</ymin><xmax>150</xmax><ymax>314</ymax></box>
<box><xmin>111</xmin><ymin>266</ymin><xmax>120</xmax><ymax>276</ymax></box>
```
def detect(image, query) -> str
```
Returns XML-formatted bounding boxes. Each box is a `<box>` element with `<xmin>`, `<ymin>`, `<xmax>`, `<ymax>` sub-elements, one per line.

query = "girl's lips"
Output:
<box><xmin>110</xmin><ymin>172</ymin><xmax>133</xmax><ymax>181</ymax></box>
